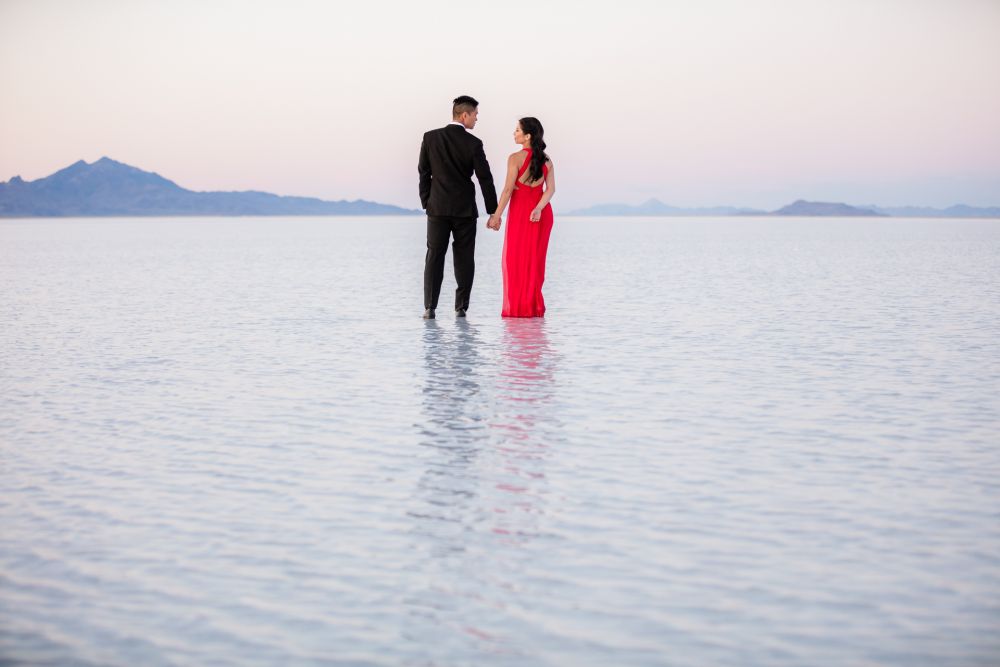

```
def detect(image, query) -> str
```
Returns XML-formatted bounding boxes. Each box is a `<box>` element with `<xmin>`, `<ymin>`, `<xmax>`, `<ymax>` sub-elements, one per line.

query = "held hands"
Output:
<box><xmin>486</xmin><ymin>209</ymin><xmax>543</xmax><ymax>228</ymax></box>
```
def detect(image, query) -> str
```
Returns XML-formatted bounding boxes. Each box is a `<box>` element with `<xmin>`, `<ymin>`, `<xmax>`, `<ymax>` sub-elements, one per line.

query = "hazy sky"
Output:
<box><xmin>2</xmin><ymin>0</ymin><xmax>998</xmax><ymax>209</ymax></box>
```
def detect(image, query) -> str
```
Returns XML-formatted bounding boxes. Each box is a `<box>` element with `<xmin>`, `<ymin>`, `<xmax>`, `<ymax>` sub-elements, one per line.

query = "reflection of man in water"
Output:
<box><xmin>414</xmin><ymin>320</ymin><xmax>488</xmax><ymax>541</ymax></box>
<box><xmin>419</xmin><ymin>320</ymin><xmax>485</xmax><ymax>443</ymax></box>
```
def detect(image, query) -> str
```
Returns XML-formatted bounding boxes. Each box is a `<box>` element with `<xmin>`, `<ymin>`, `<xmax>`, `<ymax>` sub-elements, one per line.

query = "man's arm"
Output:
<box><xmin>473</xmin><ymin>140</ymin><xmax>498</xmax><ymax>215</ymax></box>
<box><xmin>418</xmin><ymin>134</ymin><xmax>431</xmax><ymax>209</ymax></box>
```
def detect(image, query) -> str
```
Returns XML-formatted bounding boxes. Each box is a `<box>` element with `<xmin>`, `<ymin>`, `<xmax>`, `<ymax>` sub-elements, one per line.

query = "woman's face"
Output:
<box><xmin>514</xmin><ymin>124</ymin><xmax>530</xmax><ymax>146</ymax></box>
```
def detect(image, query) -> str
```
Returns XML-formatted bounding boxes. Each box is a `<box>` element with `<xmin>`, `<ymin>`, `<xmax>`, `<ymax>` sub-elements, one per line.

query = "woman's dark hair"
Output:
<box><xmin>518</xmin><ymin>117</ymin><xmax>548</xmax><ymax>183</ymax></box>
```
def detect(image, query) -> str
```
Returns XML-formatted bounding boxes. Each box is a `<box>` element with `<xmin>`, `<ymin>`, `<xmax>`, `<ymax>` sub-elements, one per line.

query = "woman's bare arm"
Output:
<box><xmin>530</xmin><ymin>161</ymin><xmax>556</xmax><ymax>222</ymax></box>
<box><xmin>489</xmin><ymin>153</ymin><xmax>522</xmax><ymax>229</ymax></box>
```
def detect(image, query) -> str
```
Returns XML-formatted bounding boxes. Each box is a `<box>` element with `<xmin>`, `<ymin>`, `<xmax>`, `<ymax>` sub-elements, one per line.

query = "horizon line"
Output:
<box><xmin>2</xmin><ymin>156</ymin><xmax>998</xmax><ymax>213</ymax></box>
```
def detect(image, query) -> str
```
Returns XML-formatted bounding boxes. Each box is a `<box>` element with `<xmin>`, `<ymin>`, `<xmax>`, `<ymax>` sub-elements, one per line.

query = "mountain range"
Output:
<box><xmin>2</xmin><ymin>159</ymin><xmax>997</xmax><ymax>219</ymax></box>
<box><xmin>0</xmin><ymin>158</ymin><xmax>419</xmax><ymax>217</ymax></box>
<box><xmin>568</xmin><ymin>198</ymin><xmax>1000</xmax><ymax>218</ymax></box>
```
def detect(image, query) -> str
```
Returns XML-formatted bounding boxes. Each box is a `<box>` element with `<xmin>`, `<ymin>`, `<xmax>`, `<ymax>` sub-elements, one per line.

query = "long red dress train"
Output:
<box><xmin>501</xmin><ymin>149</ymin><xmax>553</xmax><ymax>318</ymax></box>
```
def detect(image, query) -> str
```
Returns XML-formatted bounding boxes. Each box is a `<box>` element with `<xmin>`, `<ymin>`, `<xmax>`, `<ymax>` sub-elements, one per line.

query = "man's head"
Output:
<box><xmin>452</xmin><ymin>95</ymin><xmax>479</xmax><ymax>129</ymax></box>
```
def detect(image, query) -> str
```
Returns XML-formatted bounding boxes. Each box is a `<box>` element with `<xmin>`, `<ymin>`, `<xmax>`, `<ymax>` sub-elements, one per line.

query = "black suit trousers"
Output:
<box><xmin>424</xmin><ymin>215</ymin><xmax>477</xmax><ymax>311</ymax></box>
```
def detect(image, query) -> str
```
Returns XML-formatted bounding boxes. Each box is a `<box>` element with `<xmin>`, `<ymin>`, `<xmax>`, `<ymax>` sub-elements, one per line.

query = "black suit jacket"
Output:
<box><xmin>418</xmin><ymin>125</ymin><xmax>498</xmax><ymax>218</ymax></box>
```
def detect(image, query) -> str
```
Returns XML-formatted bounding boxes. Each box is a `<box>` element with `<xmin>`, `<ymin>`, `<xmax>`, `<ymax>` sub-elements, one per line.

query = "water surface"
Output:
<box><xmin>2</xmin><ymin>216</ymin><xmax>999</xmax><ymax>665</ymax></box>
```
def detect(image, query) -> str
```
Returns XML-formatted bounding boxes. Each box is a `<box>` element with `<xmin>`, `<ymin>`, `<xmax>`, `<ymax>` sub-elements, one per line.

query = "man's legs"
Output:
<box><xmin>424</xmin><ymin>216</ymin><xmax>452</xmax><ymax>310</ymax></box>
<box><xmin>451</xmin><ymin>216</ymin><xmax>477</xmax><ymax>312</ymax></box>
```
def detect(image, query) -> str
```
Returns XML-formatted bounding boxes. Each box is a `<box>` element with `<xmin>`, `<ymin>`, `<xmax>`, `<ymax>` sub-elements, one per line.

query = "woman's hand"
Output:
<box><xmin>529</xmin><ymin>207</ymin><xmax>542</xmax><ymax>222</ymax></box>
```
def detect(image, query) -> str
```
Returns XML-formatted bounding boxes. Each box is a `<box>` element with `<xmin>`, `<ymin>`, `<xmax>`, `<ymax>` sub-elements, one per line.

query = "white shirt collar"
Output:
<box><xmin>448</xmin><ymin>121</ymin><xmax>467</xmax><ymax>130</ymax></box>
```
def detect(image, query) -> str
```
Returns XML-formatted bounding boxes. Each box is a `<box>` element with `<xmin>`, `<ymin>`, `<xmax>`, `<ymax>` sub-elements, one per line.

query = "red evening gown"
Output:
<box><xmin>501</xmin><ymin>149</ymin><xmax>554</xmax><ymax>318</ymax></box>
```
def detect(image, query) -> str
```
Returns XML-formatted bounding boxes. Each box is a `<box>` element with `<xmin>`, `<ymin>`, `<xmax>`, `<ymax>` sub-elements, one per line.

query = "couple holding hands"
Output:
<box><xmin>419</xmin><ymin>95</ymin><xmax>555</xmax><ymax>319</ymax></box>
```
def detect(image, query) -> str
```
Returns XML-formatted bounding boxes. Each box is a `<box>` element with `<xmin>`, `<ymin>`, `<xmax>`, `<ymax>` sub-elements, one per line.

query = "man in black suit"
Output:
<box><xmin>418</xmin><ymin>95</ymin><xmax>499</xmax><ymax>319</ymax></box>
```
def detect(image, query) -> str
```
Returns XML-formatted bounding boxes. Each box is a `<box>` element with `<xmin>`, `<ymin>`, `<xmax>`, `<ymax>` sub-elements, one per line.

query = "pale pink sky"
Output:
<box><xmin>1</xmin><ymin>0</ymin><xmax>998</xmax><ymax>209</ymax></box>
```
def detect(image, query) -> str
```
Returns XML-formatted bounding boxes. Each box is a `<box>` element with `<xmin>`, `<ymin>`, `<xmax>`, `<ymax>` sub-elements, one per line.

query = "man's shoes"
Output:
<box><xmin>456</xmin><ymin>308</ymin><xmax>466</xmax><ymax>317</ymax></box>
<box><xmin>423</xmin><ymin>309</ymin><xmax>435</xmax><ymax>319</ymax></box>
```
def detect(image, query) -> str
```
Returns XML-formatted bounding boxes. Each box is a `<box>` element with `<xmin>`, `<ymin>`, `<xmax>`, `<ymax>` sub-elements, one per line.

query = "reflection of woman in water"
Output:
<box><xmin>491</xmin><ymin>319</ymin><xmax>557</xmax><ymax>460</ymax></box>
<box><xmin>488</xmin><ymin>319</ymin><xmax>558</xmax><ymax>546</ymax></box>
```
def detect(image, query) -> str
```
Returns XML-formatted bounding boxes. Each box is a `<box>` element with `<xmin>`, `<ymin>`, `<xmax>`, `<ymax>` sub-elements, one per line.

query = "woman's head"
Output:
<box><xmin>516</xmin><ymin>117</ymin><xmax>548</xmax><ymax>183</ymax></box>
<box><xmin>515</xmin><ymin>117</ymin><xmax>543</xmax><ymax>146</ymax></box>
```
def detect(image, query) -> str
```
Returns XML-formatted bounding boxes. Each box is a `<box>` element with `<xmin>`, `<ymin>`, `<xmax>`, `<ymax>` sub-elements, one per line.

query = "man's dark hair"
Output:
<box><xmin>453</xmin><ymin>95</ymin><xmax>479</xmax><ymax>118</ymax></box>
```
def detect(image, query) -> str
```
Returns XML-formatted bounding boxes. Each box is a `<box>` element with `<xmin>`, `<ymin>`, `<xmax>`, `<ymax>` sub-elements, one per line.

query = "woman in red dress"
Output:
<box><xmin>488</xmin><ymin>117</ymin><xmax>556</xmax><ymax>318</ymax></box>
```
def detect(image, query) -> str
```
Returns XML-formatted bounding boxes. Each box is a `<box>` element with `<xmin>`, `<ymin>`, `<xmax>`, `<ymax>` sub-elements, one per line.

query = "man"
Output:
<box><xmin>418</xmin><ymin>95</ymin><xmax>499</xmax><ymax>319</ymax></box>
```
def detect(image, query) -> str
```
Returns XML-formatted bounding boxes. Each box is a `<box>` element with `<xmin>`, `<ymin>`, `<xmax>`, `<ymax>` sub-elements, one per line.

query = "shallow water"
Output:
<box><xmin>2</xmin><ymin>215</ymin><xmax>999</xmax><ymax>666</ymax></box>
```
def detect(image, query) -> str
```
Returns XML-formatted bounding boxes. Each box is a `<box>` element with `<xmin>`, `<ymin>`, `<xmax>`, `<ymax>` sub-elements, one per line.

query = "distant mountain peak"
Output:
<box><xmin>91</xmin><ymin>156</ymin><xmax>141</xmax><ymax>171</ymax></box>
<box><xmin>92</xmin><ymin>157</ymin><xmax>136</xmax><ymax>170</ymax></box>
<box><xmin>774</xmin><ymin>200</ymin><xmax>885</xmax><ymax>216</ymax></box>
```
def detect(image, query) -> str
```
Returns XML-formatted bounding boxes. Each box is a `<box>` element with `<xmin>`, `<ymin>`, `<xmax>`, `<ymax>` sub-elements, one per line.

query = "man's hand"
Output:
<box><xmin>487</xmin><ymin>213</ymin><xmax>502</xmax><ymax>230</ymax></box>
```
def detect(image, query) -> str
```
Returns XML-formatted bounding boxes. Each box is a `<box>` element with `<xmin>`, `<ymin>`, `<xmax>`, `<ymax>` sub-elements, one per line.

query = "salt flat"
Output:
<box><xmin>1</xmin><ymin>215</ymin><xmax>998</xmax><ymax>666</ymax></box>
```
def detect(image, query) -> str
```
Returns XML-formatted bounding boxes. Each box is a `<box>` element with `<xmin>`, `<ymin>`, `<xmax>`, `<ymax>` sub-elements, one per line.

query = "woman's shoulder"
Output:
<box><xmin>508</xmin><ymin>151</ymin><xmax>528</xmax><ymax>168</ymax></box>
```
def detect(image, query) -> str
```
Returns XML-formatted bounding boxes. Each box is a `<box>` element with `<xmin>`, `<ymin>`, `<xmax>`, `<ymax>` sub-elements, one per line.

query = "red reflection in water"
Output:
<box><xmin>488</xmin><ymin>319</ymin><xmax>556</xmax><ymax>545</ymax></box>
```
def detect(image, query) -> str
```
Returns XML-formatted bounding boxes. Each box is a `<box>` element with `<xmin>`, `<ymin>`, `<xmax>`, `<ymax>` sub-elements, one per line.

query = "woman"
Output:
<box><xmin>488</xmin><ymin>117</ymin><xmax>556</xmax><ymax>318</ymax></box>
